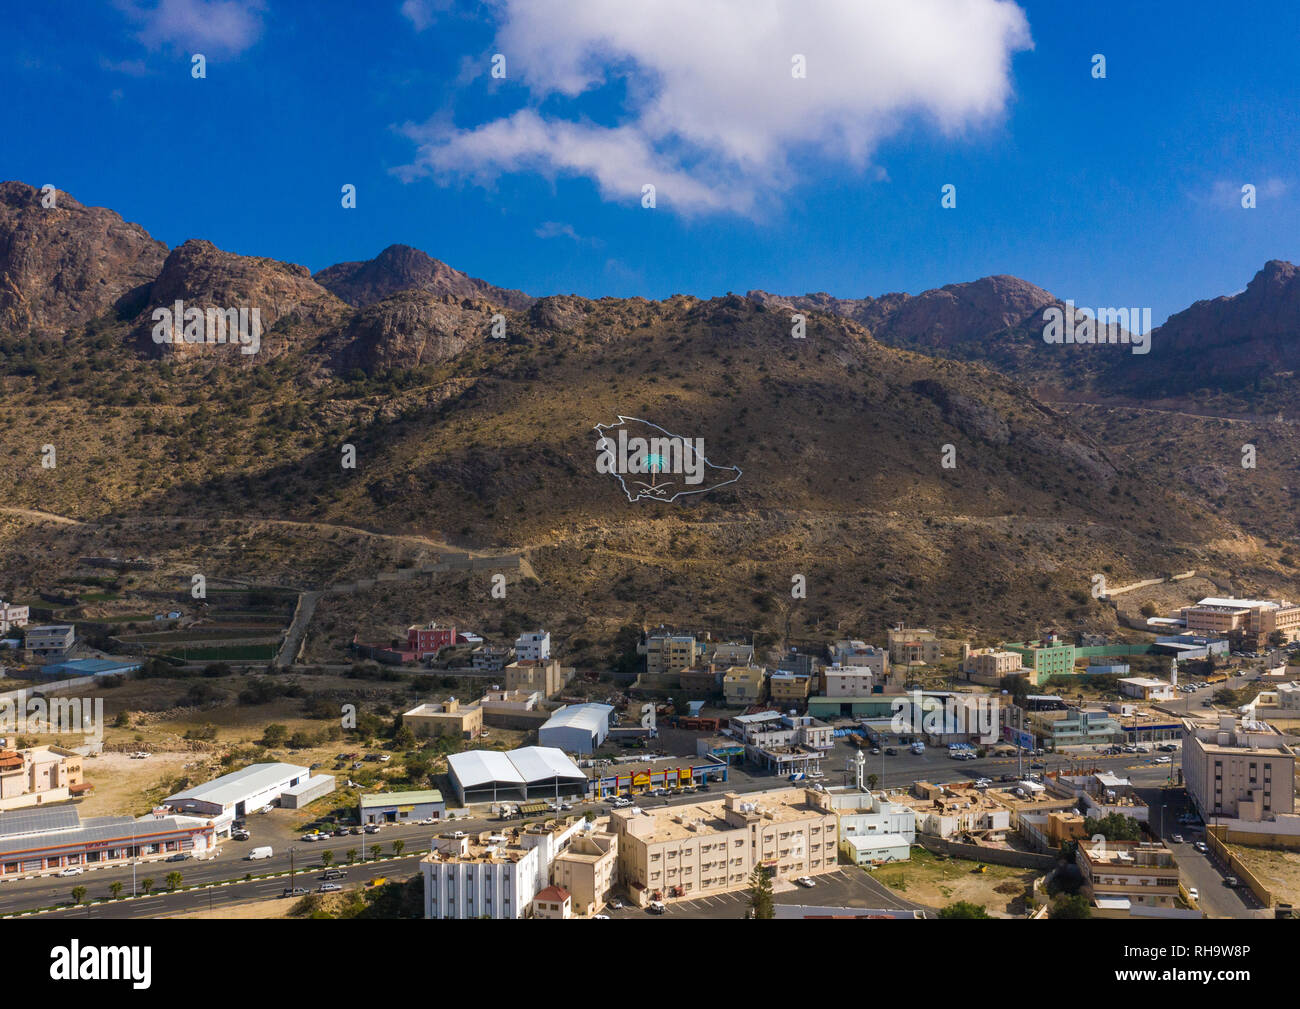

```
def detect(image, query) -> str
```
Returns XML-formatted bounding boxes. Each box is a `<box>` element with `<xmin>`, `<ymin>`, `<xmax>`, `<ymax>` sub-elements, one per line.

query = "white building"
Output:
<box><xmin>822</xmin><ymin>788</ymin><xmax>915</xmax><ymax>865</ymax></box>
<box><xmin>538</xmin><ymin>703</ymin><xmax>614</xmax><ymax>755</ymax></box>
<box><xmin>422</xmin><ymin>816</ymin><xmax>590</xmax><ymax>919</ymax></box>
<box><xmin>446</xmin><ymin>746</ymin><xmax>587</xmax><ymax>805</ymax></box>
<box><xmin>0</xmin><ymin>602</ymin><xmax>29</xmax><ymax>635</ymax></box>
<box><xmin>514</xmin><ymin>630</ymin><xmax>551</xmax><ymax>662</ymax></box>
<box><xmin>163</xmin><ymin>761</ymin><xmax>311</xmax><ymax>831</ymax></box>
<box><xmin>822</xmin><ymin>664</ymin><xmax>875</xmax><ymax>697</ymax></box>
<box><xmin>1119</xmin><ymin>677</ymin><xmax>1175</xmax><ymax>701</ymax></box>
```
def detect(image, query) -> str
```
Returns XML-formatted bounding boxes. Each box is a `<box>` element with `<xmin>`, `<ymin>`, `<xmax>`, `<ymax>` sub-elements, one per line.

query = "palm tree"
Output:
<box><xmin>371</xmin><ymin>842</ymin><xmax>384</xmax><ymax>858</ymax></box>
<box><xmin>392</xmin><ymin>839</ymin><xmax>405</xmax><ymax>857</ymax></box>
<box><xmin>321</xmin><ymin>850</ymin><xmax>334</xmax><ymax>866</ymax></box>
<box><xmin>165</xmin><ymin>871</ymin><xmax>183</xmax><ymax>891</ymax></box>
<box><xmin>71</xmin><ymin>885</ymin><xmax>88</xmax><ymax>906</ymax></box>
<box><xmin>109</xmin><ymin>881</ymin><xmax>124</xmax><ymax>899</ymax></box>
<box><xmin>346</xmin><ymin>848</ymin><xmax>358</xmax><ymax>864</ymax></box>
<box><xmin>141</xmin><ymin>878</ymin><xmax>155</xmax><ymax>894</ymax></box>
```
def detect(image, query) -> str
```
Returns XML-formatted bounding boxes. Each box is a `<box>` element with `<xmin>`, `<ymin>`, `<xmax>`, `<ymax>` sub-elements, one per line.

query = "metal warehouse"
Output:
<box><xmin>537</xmin><ymin>703</ymin><xmax>614</xmax><ymax>754</ymax></box>
<box><xmin>279</xmin><ymin>774</ymin><xmax>337</xmax><ymax>809</ymax></box>
<box><xmin>163</xmin><ymin>762</ymin><xmax>310</xmax><ymax>829</ymax></box>
<box><xmin>0</xmin><ymin>806</ymin><xmax>215</xmax><ymax>878</ymax></box>
<box><xmin>359</xmin><ymin>789</ymin><xmax>445</xmax><ymax>824</ymax></box>
<box><xmin>447</xmin><ymin>746</ymin><xmax>587</xmax><ymax>804</ymax></box>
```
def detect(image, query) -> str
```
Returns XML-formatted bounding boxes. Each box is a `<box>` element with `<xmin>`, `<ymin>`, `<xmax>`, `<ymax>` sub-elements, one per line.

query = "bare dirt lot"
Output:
<box><xmin>873</xmin><ymin>848</ymin><xmax>1040</xmax><ymax>917</ymax></box>
<box><xmin>1228</xmin><ymin>845</ymin><xmax>1300</xmax><ymax>906</ymax></box>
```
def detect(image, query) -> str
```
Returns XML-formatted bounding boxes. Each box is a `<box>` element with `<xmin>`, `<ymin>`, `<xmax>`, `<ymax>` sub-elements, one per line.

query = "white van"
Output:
<box><xmin>247</xmin><ymin>846</ymin><xmax>274</xmax><ymax>860</ymax></box>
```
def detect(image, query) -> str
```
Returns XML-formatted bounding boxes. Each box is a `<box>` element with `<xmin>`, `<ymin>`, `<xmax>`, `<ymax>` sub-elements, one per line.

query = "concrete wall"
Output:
<box><xmin>915</xmin><ymin>834</ymin><xmax>1059</xmax><ymax>869</ymax></box>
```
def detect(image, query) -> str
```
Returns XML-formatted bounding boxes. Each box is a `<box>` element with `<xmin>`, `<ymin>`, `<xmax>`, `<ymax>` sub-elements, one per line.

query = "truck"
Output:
<box><xmin>498</xmin><ymin>803</ymin><xmax>518</xmax><ymax>820</ymax></box>
<box><xmin>847</xmin><ymin>733</ymin><xmax>866</xmax><ymax>748</ymax></box>
<box><xmin>247</xmin><ymin>846</ymin><xmax>273</xmax><ymax>860</ymax></box>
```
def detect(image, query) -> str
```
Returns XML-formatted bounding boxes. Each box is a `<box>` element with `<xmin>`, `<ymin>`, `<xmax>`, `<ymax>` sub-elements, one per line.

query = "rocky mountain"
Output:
<box><xmin>0</xmin><ymin>181</ymin><xmax>1292</xmax><ymax>647</ymax></box>
<box><xmin>314</xmin><ymin>243</ymin><xmax>533</xmax><ymax>311</ymax></box>
<box><xmin>130</xmin><ymin>239</ymin><xmax>348</xmax><ymax>361</ymax></box>
<box><xmin>323</xmin><ymin>290</ymin><xmax>501</xmax><ymax>373</ymax></box>
<box><xmin>1116</xmin><ymin>260</ymin><xmax>1300</xmax><ymax>397</ymax></box>
<box><xmin>0</xmin><ymin>181</ymin><xmax>167</xmax><ymax>337</ymax></box>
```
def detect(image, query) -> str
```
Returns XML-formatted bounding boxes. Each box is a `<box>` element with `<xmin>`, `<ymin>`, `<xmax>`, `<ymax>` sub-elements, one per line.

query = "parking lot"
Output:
<box><xmin>601</xmin><ymin>868</ymin><xmax>928</xmax><ymax>919</ymax></box>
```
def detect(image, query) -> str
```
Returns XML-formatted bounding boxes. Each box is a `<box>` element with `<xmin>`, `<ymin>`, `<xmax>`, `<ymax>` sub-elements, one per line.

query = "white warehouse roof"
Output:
<box><xmin>165</xmin><ymin>762</ymin><xmax>309</xmax><ymax>807</ymax></box>
<box><xmin>540</xmin><ymin>703</ymin><xmax>614</xmax><ymax>734</ymax></box>
<box><xmin>508</xmin><ymin>746</ymin><xmax>584</xmax><ymax>782</ymax></box>
<box><xmin>448</xmin><ymin>746</ymin><xmax>583</xmax><ymax>789</ymax></box>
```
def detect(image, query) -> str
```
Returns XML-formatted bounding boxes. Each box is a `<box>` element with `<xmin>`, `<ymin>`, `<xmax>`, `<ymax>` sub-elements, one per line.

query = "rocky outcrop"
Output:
<box><xmin>314</xmin><ymin>243</ymin><xmax>533</xmax><ymax>311</ymax></box>
<box><xmin>0</xmin><ymin>181</ymin><xmax>168</xmax><ymax>336</ymax></box>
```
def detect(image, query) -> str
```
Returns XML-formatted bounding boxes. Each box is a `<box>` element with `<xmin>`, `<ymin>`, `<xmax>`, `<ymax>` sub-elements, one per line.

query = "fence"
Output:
<box><xmin>915</xmin><ymin>834</ymin><xmax>1059</xmax><ymax>869</ymax></box>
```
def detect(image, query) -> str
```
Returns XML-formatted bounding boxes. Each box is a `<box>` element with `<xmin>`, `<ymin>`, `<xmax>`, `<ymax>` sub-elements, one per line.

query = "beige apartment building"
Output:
<box><xmin>961</xmin><ymin>648</ymin><xmax>1025</xmax><ymax>683</ymax></box>
<box><xmin>1180</xmin><ymin>596</ymin><xmax>1300</xmax><ymax>647</ymax></box>
<box><xmin>549</xmin><ymin>830</ymin><xmax>618</xmax><ymax>916</ymax></box>
<box><xmin>1181</xmin><ymin>715</ymin><xmax>1296</xmax><ymax>822</ymax></box>
<box><xmin>642</xmin><ymin>634</ymin><xmax>699</xmax><ymax>675</ymax></box>
<box><xmin>504</xmin><ymin>658</ymin><xmax>565</xmax><ymax>698</ymax></box>
<box><xmin>0</xmin><ymin>745</ymin><xmax>88</xmax><ymax>811</ymax></box>
<box><xmin>722</xmin><ymin>665</ymin><xmax>767</xmax><ymax>706</ymax></box>
<box><xmin>402</xmin><ymin>698</ymin><xmax>483</xmax><ymax>740</ymax></box>
<box><xmin>1076</xmin><ymin>840</ymin><xmax>1180</xmax><ymax>910</ymax></box>
<box><xmin>610</xmin><ymin>789</ymin><xmax>838</xmax><ymax>905</ymax></box>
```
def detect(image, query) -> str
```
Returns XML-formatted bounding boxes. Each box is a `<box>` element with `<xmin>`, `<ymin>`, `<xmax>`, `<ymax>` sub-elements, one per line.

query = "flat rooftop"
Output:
<box><xmin>615</xmin><ymin>789</ymin><xmax>826</xmax><ymax>843</ymax></box>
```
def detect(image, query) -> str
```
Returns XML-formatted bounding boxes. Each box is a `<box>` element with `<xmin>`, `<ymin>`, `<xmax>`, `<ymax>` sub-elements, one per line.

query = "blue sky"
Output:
<box><xmin>5</xmin><ymin>1</ymin><xmax>1297</xmax><ymax>325</ymax></box>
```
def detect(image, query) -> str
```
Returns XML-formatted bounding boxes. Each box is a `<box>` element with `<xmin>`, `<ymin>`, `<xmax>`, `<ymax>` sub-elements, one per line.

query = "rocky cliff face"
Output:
<box><xmin>1126</xmin><ymin>260</ymin><xmax>1300</xmax><ymax>394</ymax></box>
<box><xmin>0</xmin><ymin>181</ymin><xmax>168</xmax><ymax>337</ymax></box>
<box><xmin>132</xmin><ymin>239</ymin><xmax>348</xmax><ymax>360</ymax></box>
<box><xmin>314</xmin><ymin>243</ymin><xmax>533</xmax><ymax>311</ymax></box>
<box><xmin>324</xmin><ymin>290</ymin><xmax>501</xmax><ymax>373</ymax></box>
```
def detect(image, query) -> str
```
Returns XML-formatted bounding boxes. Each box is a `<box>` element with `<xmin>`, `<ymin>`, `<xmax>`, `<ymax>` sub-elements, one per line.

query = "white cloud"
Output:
<box><xmin>398</xmin><ymin>0</ymin><xmax>1032</xmax><ymax>216</ymax></box>
<box><xmin>400</xmin><ymin>0</ymin><xmax>436</xmax><ymax>32</ymax></box>
<box><xmin>119</xmin><ymin>0</ymin><xmax>265</xmax><ymax>57</ymax></box>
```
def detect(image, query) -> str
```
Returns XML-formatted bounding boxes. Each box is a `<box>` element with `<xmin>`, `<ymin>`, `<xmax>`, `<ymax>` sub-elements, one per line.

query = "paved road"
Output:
<box><xmin>33</xmin><ymin>855</ymin><xmax>423</xmax><ymax>919</ymax></box>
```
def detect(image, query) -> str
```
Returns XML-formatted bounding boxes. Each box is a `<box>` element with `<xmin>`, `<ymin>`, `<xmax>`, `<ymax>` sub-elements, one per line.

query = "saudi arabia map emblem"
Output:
<box><xmin>594</xmin><ymin>415</ymin><xmax>742</xmax><ymax>503</ymax></box>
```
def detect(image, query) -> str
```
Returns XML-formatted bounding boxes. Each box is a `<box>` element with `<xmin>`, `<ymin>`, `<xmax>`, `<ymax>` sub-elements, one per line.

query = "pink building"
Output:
<box><xmin>407</xmin><ymin>622</ymin><xmax>458</xmax><ymax>658</ymax></box>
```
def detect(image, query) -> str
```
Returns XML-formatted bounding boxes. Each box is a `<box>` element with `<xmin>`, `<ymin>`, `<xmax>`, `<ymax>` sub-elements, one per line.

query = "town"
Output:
<box><xmin>0</xmin><ymin>590</ymin><xmax>1297</xmax><ymax>922</ymax></box>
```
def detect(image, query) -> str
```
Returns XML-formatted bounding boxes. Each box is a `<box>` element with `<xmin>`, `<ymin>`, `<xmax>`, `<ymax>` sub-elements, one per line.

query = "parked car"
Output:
<box><xmin>609</xmin><ymin>899</ymin><xmax>625</xmax><ymax>909</ymax></box>
<box><xmin>232</xmin><ymin>830</ymin><xmax>250</xmax><ymax>841</ymax></box>
<box><xmin>795</xmin><ymin>876</ymin><xmax>815</xmax><ymax>888</ymax></box>
<box><xmin>647</xmin><ymin>901</ymin><xmax>667</xmax><ymax>914</ymax></box>
<box><xmin>1188</xmin><ymin>887</ymin><xmax>1199</xmax><ymax>902</ymax></box>
<box><xmin>884</xmin><ymin>747</ymin><xmax>898</xmax><ymax>756</ymax></box>
<box><xmin>1170</xmin><ymin>834</ymin><xmax>1185</xmax><ymax>844</ymax></box>
<box><xmin>1224</xmin><ymin>876</ymin><xmax>1239</xmax><ymax>888</ymax></box>
<box><xmin>334</xmin><ymin>828</ymin><xmax>349</xmax><ymax>837</ymax></box>
<box><xmin>59</xmin><ymin>865</ymin><xmax>84</xmax><ymax>876</ymax></box>
<box><xmin>364</xmin><ymin>824</ymin><xmax>380</xmax><ymax>834</ymax></box>
<box><xmin>319</xmin><ymin>883</ymin><xmax>343</xmax><ymax>893</ymax></box>
<box><xmin>282</xmin><ymin>887</ymin><xmax>309</xmax><ymax>897</ymax></box>
<box><xmin>166</xmin><ymin>852</ymin><xmax>191</xmax><ymax>862</ymax></box>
